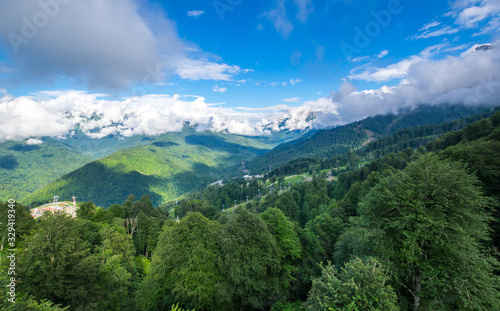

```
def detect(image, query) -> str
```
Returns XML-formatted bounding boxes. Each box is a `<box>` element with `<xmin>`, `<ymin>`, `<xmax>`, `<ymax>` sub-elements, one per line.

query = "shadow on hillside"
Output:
<box><xmin>28</xmin><ymin>162</ymin><xmax>162</xmax><ymax>208</ymax></box>
<box><xmin>9</xmin><ymin>145</ymin><xmax>40</xmax><ymax>152</ymax></box>
<box><xmin>0</xmin><ymin>155</ymin><xmax>18</xmax><ymax>170</ymax></box>
<box><xmin>185</xmin><ymin>135</ymin><xmax>268</xmax><ymax>155</ymax></box>
<box><xmin>152</xmin><ymin>141</ymin><xmax>179</xmax><ymax>148</ymax></box>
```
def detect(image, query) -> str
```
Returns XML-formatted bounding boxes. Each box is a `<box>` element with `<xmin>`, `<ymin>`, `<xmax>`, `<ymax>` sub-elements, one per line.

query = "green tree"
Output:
<box><xmin>95</xmin><ymin>227</ymin><xmax>135</xmax><ymax>311</ymax></box>
<box><xmin>76</xmin><ymin>201</ymin><xmax>96</xmax><ymax>220</ymax></box>
<box><xmin>440</xmin><ymin>139</ymin><xmax>500</xmax><ymax>250</ymax></box>
<box><xmin>305</xmin><ymin>213</ymin><xmax>344</xmax><ymax>260</ymax></box>
<box><xmin>360</xmin><ymin>154</ymin><xmax>500</xmax><ymax>310</ymax></box>
<box><xmin>18</xmin><ymin>213</ymin><xmax>100</xmax><ymax>310</ymax></box>
<box><xmin>136</xmin><ymin>213</ymin><xmax>222</xmax><ymax>311</ymax></box>
<box><xmin>260</xmin><ymin>208</ymin><xmax>302</xmax><ymax>297</ymax></box>
<box><xmin>0</xmin><ymin>201</ymin><xmax>34</xmax><ymax>251</ymax></box>
<box><xmin>306</xmin><ymin>257</ymin><xmax>399</xmax><ymax>311</ymax></box>
<box><xmin>217</xmin><ymin>208</ymin><xmax>283</xmax><ymax>310</ymax></box>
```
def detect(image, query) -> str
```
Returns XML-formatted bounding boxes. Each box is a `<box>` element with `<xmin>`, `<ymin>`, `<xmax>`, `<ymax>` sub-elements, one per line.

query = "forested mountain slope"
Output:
<box><xmin>4</xmin><ymin>110</ymin><xmax>500</xmax><ymax>311</ymax></box>
<box><xmin>0</xmin><ymin>141</ymin><xmax>93</xmax><ymax>201</ymax></box>
<box><xmin>247</xmin><ymin>105</ymin><xmax>492</xmax><ymax>173</ymax></box>
<box><xmin>23</xmin><ymin>130</ymin><xmax>274</xmax><ymax>207</ymax></box>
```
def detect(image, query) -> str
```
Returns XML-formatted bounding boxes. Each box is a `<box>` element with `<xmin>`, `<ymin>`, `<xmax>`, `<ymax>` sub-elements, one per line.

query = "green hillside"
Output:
<box><xmin>23</xmin><ymin>130</ymin><xmax>275</xmax><ymax>207</ymax></box>
<box><xmin>247</xmin><ymin>105</ymin><xmax>492</xmax><ymax>173</ymax></box>
<box><xmin>0</xmin><ymin>141</ymin><xmax>93</xmax><ymax>201</ymax></box>
<box><xmin>47</xmin><ymin>130</ymin><xmax>170</xmax><ymax>159</ymax></box>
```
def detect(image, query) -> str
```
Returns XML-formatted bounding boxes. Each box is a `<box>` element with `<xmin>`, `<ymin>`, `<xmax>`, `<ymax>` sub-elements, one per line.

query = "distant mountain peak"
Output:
<box><xmin>461</xmin><ymin>43</ymin><xmax>493</xmax><ymax>57</ymax></box>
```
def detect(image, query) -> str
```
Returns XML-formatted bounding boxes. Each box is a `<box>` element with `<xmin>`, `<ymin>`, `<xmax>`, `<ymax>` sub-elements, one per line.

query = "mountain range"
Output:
<box><xmin>0</xmin><ymin>104</ymin><xmax>496</xmax><ymax>207</ymax></box>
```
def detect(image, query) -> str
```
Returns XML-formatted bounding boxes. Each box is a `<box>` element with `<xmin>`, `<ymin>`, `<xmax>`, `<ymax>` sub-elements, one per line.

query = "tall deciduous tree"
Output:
<box><xmin>217</xmin><ymin>208</ymin><xmax>283</xmax><ymax>311</ymax></box>
<box><xmin>136</xmin><ymin>213</ymin><xmax>222</xmax><ymax>311</ymax></box>
<box><xmin>306</xmin><ymin>257</ymin><xmax>399</xmax><ymax>311</ymax></box>
<box><xmin>260</xmin><ymin>208</ymin><xmax>302</xmax><ymax>297</ymax></box>
<box><xmin>360</xmin><ymin>154</ymin><xmax>500</xmax><ymax>310</ymax></box>
<box><xmin>18</xmin><ymin>213</ymin><xmax>100</xmax><ymax>310</ymax></box>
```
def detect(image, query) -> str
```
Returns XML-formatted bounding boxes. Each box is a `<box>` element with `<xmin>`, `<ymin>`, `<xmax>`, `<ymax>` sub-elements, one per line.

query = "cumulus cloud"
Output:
<box><xmin>377</xmin><ymin>50</ymin><xmax>389</xmax><ymax>58</ymax></box>
<box><xmin>451</xmin><ymin>0</ymin><xmax>500</xmax><ymax>28</ymax></box>
<box><xmin>213</xmin><ymin>86</ymin><xmax>227</xmax><ymax>93</ymax></box>
<box><xmin>26</xmin><ymin>138</ymin><xmax>43</xmax><ymax>145</ymax></box>
<box><xmin>318</xmin><ymin>43</ymin><xmax>500</xmax><ymax>126</ymax></box>
<box><xmin>411</xmin><ymin>1</ymin><xmax>500</xmax><ymax>40</ymax></box>
<box><xmin>174</xmin><ymin>57</ymin><xmax>242</xmax><ymax>81</ymax></box>
<box><xmin>0</xmin><ymin>1</ymin><xmax>244</xmax><ymax>90</ymax></box>
<box><xmin>0</xmin><ymin>0</ymin><xmax>183</xmax><ymax>90</ymax></box>
<box><xmin>348</xmin><ymin>44</ymin><xmax>446</xmax><ymax>82</ymax></box>
<box><xmin>0</xmin><ymin>91</ymin><xmax>279</xmax><ymax>141</ymax></box>
<box><xmin>1</xmin><ymin>44</ymin><xmax>499</xmax><ymax>142</ymax></box>
<box><xmin>348</xmin><ymin>57</ymin><xmax>423</xmax><ymax>82</ymax></box>
<box><xmin>187</xmin><ymin>10</ymin><xmax>205</xmax><ymax>17</ymax></box>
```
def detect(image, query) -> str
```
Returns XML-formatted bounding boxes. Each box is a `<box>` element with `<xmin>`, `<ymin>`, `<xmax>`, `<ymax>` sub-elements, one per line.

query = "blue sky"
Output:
<box><xmin>0</xmin><ymin>0</ymin><xmax>499</xmax><ymax>140</ymax></box>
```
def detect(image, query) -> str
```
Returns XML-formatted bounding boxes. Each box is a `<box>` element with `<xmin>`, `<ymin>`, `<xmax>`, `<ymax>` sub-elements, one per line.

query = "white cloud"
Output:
<box><xmin>263</xmin><ymin>0</ymin><xmax>294</xmax><ymax>38</ymax></box>
<box><xmin>320</xmin><ymin>42</ymin><xmax>500</xmax><ymax>126</ymax></box>
<box><xmin>348</xmin><ymin>57</ymin><xmax>424</xmax><ymax>82</ymax></box>
<box><xmin>269</xmin><ymin>79</ymin><xmax>301</xmax><ymax>86</ymax></box>
<box><xmin>174</xmin><ymin>58</ymin><xmax>242</xmax><ymax>81</ymax></box>
<box><xmin>0</xmin><ymin>1</ymin><xmax>247</xmax><ymax>91</ymax></box>
<box><xmin>351</xmin><ymin>56</ymin><xmax>370</xmax><ymax>63</ymax></box>
<box><xmin>377</xmin><ymin>50</ymin><xmax>389</xmax><ymax>58</ymax></box>
<box><xmin>1</xmin><ymin>41</ymin><xmax>499</xmax><ymax>142</ymax></box>
<box><xmin>1</xmin><ymin>42</ymin><xmax>499</xmax><ymax>141</ymax></box>
<box><xmin>0</xmin><ymin>91</ymin><xmax>282</xmax><ymax>140</ymax></box>
<box><xmin>26</xmin><ymin>138</ymin><xmax>43</xmax><ymax>145</ymax></box>
<box><xmin>411</xmin><ymin>25</ymin><xmax>459</xmax><ymax>40</ymax></box>
<box><xmin>187</xmin><ymin>10</ymin><xmax>205</xmax><ymax>17</ymax></box>
<box><xmin>420</xmin><ymin>21</ymin><xmax>442</xmax><ymax>31</ymax></box>
<box><xmin>263</xmin><ymin>0</ymin><xmax>313</xmax><ymax>38</ymax></box>
<box><xmin>213</xmin><ymin>86</ymin><xmax>227</xmax><ymax>93</ymax></box>
<box><xmin>292</xmin><ymin>0</ymin><xmax>314</xmax><ymax>23</ymax></box>
<box><xmin>348</xmin><ymin>44</ymin><xmax>448</xmax><ymax>82</ymax></box>
<box><xmin>474</xmin><ymin>15</ymin><xmax>500</xmax><ymax>35</ymax></box>
<box><xmin>442</xmin><ymin>0</ymin><xmax>500</xmax><ymax>35</ymax></box>
<box><xmin>411</xmin><ymin>0</ymin><xmax>500</xmax><ymax>40</ymax></box>
<box><xmin>453</xmin><ymin>0</ymin><xmax>500</xmax><ymax>28</ymax></box>
<box><xmin>0</xmin><ymin>0</ymin><xmax>185</xmax><ymax>90</ymax></box>
<box><xmin>282</xmin><ymin>97</ymin><xmax>302</xmax><ymax>102</ymax></box>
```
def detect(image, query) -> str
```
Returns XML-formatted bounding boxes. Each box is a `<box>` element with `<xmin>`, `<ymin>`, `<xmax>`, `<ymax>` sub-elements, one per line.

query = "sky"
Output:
<box><xmin>0</xmin><ymin>0</ymin><xmax>500</xmax><ymax>141</ymax></box>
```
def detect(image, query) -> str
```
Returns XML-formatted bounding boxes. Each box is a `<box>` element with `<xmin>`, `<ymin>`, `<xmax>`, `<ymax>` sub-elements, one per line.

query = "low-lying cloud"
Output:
<box><xmin>0</xmin><ymin>43</ymin><xmax>499</xmax><ymax>142</ymax></box>
<box><xmin>314</xmin><ymin>42</ymin><xmax>500</xmax><ymax>126</ymax></box>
